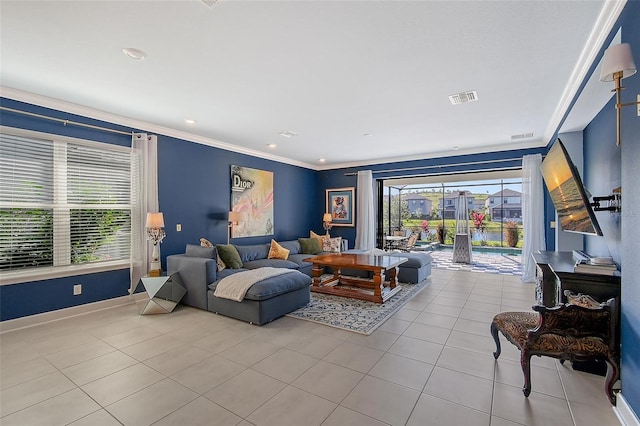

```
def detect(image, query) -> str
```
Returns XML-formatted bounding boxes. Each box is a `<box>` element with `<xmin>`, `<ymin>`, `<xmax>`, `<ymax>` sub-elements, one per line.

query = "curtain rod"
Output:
<box><xmin>0</xmin><ymin>106</ymin><xmax>133</xmax><ymax>136</ymax></box>
<box><xmin>343</xmin><ymin>156</ymin><xmax>526</xmax><ymax>176</ymax></box>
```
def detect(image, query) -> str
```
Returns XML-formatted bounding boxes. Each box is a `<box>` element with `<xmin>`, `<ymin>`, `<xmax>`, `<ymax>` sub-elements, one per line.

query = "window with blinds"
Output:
<box><xmin>0</xmin><ymin>129</ymin><xmax>132</xmax><ymax>274</ymax></box>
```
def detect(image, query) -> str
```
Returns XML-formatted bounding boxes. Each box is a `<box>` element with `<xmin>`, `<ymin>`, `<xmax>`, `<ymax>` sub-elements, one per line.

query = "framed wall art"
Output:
<box><xmin>231</xmin><ymin>165</ymin><xmax>274</xmax><ymax>238</ymax></box>
<box><xmin>326</xmin><ymin>187</ymin><xmax>355</xmax><ymax>227</ymax></box>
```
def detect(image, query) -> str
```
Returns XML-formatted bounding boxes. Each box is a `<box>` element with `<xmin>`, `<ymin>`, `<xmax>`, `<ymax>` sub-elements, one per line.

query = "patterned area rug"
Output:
<box><xmin>287</xmin><ymin>280</ymin><xmax>429</xmax><ymax>335</ymax></box>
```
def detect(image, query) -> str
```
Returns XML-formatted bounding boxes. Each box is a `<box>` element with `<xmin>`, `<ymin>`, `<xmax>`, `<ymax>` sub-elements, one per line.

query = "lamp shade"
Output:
<box><xmin>228</xmin><ymin>211</ymin><xmax>243</xmax><ymax>223</ymax></box>
<box><xmin>600</xmin><ymin>43</ymin><xmax>637</xmax><ymax>82</ymax></box>
<box><xmin>145</xmin><ymin>212</ymin><xmax>165</xmax><ymax>228</ymax></box>
<box><xmin>323</xmin><ymin>213</ymin><xmax>332</xmax><ymax>222</ymax></box>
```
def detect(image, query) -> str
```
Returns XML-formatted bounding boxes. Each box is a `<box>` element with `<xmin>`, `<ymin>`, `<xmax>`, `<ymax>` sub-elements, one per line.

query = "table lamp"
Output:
<box><xmin>323</xmin><ymin>213</ymin><xmax>332</xmax><ymax>236</ymax></box>
<box><xmin>146</xmin><ymin>212</ymin><xmax>165</xmax><ymax>276</ymax></box>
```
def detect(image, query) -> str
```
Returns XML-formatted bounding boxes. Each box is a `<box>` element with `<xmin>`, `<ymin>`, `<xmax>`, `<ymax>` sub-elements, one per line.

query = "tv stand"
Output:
<box><xmin>532</xmin><ymin>251</ymin><xmax>620</xmax><ymax>307</ymax></box>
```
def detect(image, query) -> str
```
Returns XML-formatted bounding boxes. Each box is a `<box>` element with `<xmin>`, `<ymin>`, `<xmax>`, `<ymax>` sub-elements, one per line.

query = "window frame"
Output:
<box><xmin>0</xmin><ymin>126</ymin><xmax>132</xmax><ymax>286</ymax></box>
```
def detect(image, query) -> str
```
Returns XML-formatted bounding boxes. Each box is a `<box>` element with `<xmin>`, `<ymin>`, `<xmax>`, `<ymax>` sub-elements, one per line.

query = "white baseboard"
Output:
<box><xmin>615</xmin><ymin>393</ymin><xmax>640</xmax><ymax>426</ymax></box>
<box><xmin>0</xmin><ymin>296</ymin><xmax>136</xmax><ymax>333</ymax></box>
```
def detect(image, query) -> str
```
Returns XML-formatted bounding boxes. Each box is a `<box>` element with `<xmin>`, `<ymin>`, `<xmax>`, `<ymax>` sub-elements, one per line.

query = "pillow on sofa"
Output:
<box><xmin>216</xmin><ymin>253</ymin><xmax>226</xmax><ymax>272</ymax></box>
<box><xmin>322</xmin><ymin>236</ymin><xmax>342</xmax><ymax>253</ymax></box>
<box><xmin>268</xmin><ymin>239</ymin><xmax>290</xmax><ymax>260</ymax></box>
<box><xmin>185</xmin><ymin>244</ymin><xmax>216</xmax><ymax>258</ymax></box>
<box><xmin>216</xmin><ymin>244</ymin><xmax>243</xmax><ymax>269</ymax></box>
<box><xmin>299</xmin><ymin>237</ymin><xmax>322</xmax><ymax>254</ymax></box>
<box><xmin>310</xmin><ymin>230</ymin><xmax>324</xmax><ymax>245</ymax></box>
<box><xmin>200</xmin><ymin>237</ymin><xmax>213</xmax><ymax>248</ymax></box>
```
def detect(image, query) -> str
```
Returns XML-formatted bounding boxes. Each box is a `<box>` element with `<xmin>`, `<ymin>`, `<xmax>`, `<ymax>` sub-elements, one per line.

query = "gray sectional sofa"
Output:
<box><xmin>167</xmin><ymin>241</ymin><xmax>315</xmax><ymax>325</ymax></box>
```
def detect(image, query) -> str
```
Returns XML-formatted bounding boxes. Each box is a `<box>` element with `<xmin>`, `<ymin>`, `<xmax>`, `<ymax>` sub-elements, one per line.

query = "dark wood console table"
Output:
<box><xmin>532</xmin><ymin>251</ymin><xmax>621</xmax><ymax>307</ymax></box>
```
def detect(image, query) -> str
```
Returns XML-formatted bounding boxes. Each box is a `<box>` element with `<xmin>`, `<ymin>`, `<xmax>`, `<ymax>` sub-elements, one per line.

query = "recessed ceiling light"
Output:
<box><xmin>363</xmin><ymin>133</ymin><xmax>373</xmax><ymax>137</ymax></box>
<box><xmin>122</xmin><ymin>48</ymin><xmax>147</xmax><ymax>60</ymax></box>
<box><xmin>184</xmin><ymin>119</ymin><xmax>197</xmax><ymax>124</ymax></box>
<box><xmin>267</xmin><ymin>144</ymin><xmax>277</xmax><ymax>149</ymax></box>
<box><xmin>452</xmin><ymin>146</ymin><xmax>460</xmax><ymax>151</ymax></box>
<box><xmin>318</xmin><ymin>158</ymin><xmax>326</xmax><ymax>163</ymax></box>
<box><xmin>278</xmin><ymin>131</ymin><xmax>299</xmax><ymax>138</ymax></box>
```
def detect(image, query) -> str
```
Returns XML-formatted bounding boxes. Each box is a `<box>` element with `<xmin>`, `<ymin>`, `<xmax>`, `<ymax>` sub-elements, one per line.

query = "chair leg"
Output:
<box><xmin>490</xmin><ymin>322</ymin><xmax>501</xmax><ymax>359</ymax></box>
<box><xmin>521</xmin><ymin>349</ymin><xmax>532</xmax><ymax>397</ymax></box>
<box><xmin>605</xmin><ymin>358</ymin><xmax>619</xmax><ymax>405</ymax></box>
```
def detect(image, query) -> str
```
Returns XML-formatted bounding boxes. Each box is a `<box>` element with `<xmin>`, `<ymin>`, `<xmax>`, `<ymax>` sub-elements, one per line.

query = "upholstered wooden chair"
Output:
<box><xmin>490</xmin><ymin>291</ymin><xmax>619</xmax><ymax>405</ymax></box>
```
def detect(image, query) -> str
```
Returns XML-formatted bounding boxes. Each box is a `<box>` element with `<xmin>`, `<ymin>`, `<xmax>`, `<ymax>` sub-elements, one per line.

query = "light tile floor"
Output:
<box><xmin>0</xmin><ymin>269</ymin><xmax>620</xmax><ymax>426</ymax></box>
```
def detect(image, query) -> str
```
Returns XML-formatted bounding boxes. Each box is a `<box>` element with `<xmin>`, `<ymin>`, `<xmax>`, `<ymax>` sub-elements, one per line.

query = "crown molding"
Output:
<box><xmin>0</xmin><ymin>86</ymin><xmax>318</xmax><ymax>171</ymax></box>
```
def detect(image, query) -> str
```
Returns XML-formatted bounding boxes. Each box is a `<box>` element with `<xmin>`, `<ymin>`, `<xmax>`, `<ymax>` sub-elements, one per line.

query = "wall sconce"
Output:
<box><xmin>228</xmin><ymin>211</ymin><xmax>244</xmax><ymax>244</ymax></box>
<box><xmin>323</xmin><ymin>213</ymin><xmax>333</xmax><ymax>236</ymax></box>
<box><xmin>146</xmin><ymin>212</ymin><xmax>165</xmax><ymax>277</ymax></box>
<box><xmin>599</xmin><ymin>43</ymin><xmax>639</xmax><ymax>146</ymax></box>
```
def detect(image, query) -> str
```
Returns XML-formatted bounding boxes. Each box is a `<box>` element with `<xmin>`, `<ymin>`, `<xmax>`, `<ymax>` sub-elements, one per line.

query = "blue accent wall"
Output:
<box><xmin>582</xmin><ymin>0</ymin><xmax>640</xmax><ymax>416</ymax></box>
<box><xmin>0</xmin><ymin>98</ymin><xmax>319</xmax><ymax>321</ymax></box>
<box><xmin>158</xmin><ymin>135</ymin><xmax>320</xmax><ymax>257</ymax></box>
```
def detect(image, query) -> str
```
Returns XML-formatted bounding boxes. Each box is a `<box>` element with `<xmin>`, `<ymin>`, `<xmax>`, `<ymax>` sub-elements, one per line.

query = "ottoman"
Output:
<box><xmin>386</xmin><ymin>252</ymin><xmax>433</xmax><ymax>283</ymax></box>
<box><xmin>207</xmin><ymin>269</ymin><xmax>311</xmax><ymax>325</ymax></box>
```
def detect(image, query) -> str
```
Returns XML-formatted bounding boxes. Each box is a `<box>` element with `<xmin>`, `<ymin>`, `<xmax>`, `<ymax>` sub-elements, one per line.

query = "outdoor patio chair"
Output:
<box><xmin>397</xmin><ymin>232</ymin><xmax>419</xmax><ymax>252</ymax></box>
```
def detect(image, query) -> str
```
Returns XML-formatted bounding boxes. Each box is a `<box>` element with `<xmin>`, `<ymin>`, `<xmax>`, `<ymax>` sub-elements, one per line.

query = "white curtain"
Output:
<box><xmin>130</xmin><ymin>133</ymin><xmax>159</xmax><ymax>293</ymax></box>
<box><xmin>521</xmin><ymin>154</ymin><xmax>546</xmax><ymax>282</ymax></box>
<box><xmin>354</xmin><ymin>170</ymin><xmax>375</xmax><ymax>250</ymax></box>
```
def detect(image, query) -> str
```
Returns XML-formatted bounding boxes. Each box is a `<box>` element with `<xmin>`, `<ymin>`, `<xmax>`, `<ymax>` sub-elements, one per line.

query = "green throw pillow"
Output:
<box><xmin>298</xmin><ymin>237</ymin><xmax>322</xmax><ymax>255</ymax></box>
<box><xmin>216</xmin><ymin>244</ymin><xmax>243</xmax><ymax>269</ymax></box>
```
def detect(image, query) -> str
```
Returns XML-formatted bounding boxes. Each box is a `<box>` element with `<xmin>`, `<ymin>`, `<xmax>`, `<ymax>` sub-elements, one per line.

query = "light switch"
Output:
<box><xmin>176</xmin><ymin>224</ymin><xmax>182</xmax><ymax>232</ymax></box>
<box><xmin>550</xmin><ymin>221</ymin><xmax>556</xmax><ymax>229</ymax></box>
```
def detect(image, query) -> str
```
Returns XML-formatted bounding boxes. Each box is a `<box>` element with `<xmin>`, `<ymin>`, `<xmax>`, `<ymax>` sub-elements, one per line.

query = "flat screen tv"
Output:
<box><xmin>540</xmin><ymin>139</ymin><xmax>603</xmax><ymax>236</ymax></box>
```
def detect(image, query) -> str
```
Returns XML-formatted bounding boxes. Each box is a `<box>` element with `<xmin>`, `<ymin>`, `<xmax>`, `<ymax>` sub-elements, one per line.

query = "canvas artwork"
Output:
<box><xmin>326</xmin><ymin>187</ymin><xmax>355</xmax><ymax>226</ymax></box>
<box><xmin>230</xmin><ymin>165</ymin><xmax>274</xmax><ymax>238</ymax></box>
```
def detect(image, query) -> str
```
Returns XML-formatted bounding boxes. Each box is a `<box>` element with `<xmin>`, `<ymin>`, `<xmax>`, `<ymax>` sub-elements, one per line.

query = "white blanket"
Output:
<box><xmin>213</xmin><ymin>267</ymin><xmax>296</xmax><ymax>302</ymax></box>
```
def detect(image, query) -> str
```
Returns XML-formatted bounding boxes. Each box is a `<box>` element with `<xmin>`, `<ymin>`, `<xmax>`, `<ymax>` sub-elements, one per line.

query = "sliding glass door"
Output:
<box><xmin>377</xmin><ymin>171</ymin><xmax>523</xmax><ymax>252</ymax></box>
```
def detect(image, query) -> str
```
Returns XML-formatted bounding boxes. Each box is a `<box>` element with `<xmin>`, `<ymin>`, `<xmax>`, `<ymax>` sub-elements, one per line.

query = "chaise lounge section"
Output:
<box><xmin>167</xmin><ymin>242</ymin><xmax>312</xmax><ymax>325</ymax></box>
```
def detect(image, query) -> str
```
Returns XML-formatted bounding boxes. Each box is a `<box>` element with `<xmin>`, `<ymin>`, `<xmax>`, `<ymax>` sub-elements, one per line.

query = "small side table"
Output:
<box><xmin>133</xmin><ymin>273</ymin><xmax>187</xmax><ymax>315</ymax></box>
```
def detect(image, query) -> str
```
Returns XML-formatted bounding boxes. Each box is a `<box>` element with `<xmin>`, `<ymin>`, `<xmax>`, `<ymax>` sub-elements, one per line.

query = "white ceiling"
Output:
<box><xmin>0</xmin><ymin>1</ymin><xmax>622</xmax><ymax>170</ymax></box>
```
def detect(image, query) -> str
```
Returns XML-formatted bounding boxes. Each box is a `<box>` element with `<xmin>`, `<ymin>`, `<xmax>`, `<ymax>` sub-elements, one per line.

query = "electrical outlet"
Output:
<box><xmin>550</xmin><ymin>221</ymin><xmax>556</xmax><ymax>229</ymax></box>
<box><xmin>176</xmin><ymin>224</ymin><xmax>182</xmax><ymax>232</ymax></box>
<box><xmin>73</xmin><ymin>284</ymin><xmax>82</xmax><ymax>295</ymax></box>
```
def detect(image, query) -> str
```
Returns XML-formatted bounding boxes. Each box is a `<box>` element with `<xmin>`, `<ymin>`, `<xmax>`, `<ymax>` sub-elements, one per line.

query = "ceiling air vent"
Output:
<box><xmin>201</xmin><ymin>0</ymin><xmax>218</xmax><ymax>7</ymax></box>
<box><xmin>278</xmin><ymin>130</ymin><xmax>299</xmax><ymax>138</ymax></box>
<box><xmin>448</xmin><ymin>90</ymin><xmax>478</xmax><ymax>105</ymax></box>
<box><xmin>511</xmin><ymin>132</ymin><xmax>534</xmax><ymax>140</ymax></box>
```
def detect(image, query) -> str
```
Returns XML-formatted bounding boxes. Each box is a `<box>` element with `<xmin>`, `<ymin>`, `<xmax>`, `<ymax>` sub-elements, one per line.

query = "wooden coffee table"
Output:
<box><xmin>307</xmin><ymin>253</ymin><xmax>408</xmax><ymax>303</ymax></box>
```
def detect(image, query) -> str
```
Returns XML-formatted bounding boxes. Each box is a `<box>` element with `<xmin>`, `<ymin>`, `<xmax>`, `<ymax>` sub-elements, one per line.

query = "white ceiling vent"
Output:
<box><xmin>278</xmin><ymin>130</ymin><xmax>299</xmax><ymax>138</ymax></box>
<box><xmin>511</xmin><ymin>132</ymin><xmax>534</xmax><ymax>140</ymax></box>
<box><xmin>448</xmin><ymin>90</ymin><xmax>478</xmax><ymax>105</ymax></box>
<box><xmin>201</xmin><ymin>0</ymin><xmax>218</xmax><ymax>7</ymax></box>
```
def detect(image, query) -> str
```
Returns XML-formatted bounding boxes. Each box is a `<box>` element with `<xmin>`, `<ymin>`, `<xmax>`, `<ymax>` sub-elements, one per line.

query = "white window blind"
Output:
<box><xmin>0</xmin><ymin>129</ymin><xmax>132</xmax><ymax>274</ymax></box>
